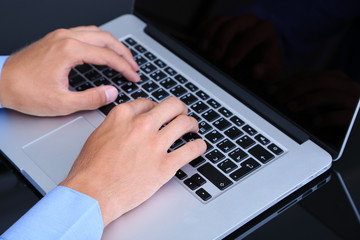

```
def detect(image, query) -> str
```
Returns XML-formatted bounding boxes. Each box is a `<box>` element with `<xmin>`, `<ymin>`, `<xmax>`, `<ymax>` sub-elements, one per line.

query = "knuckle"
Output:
<box><xmin>57</xmin><ymin>38</ymin><xmax>79</xmax><ymax>53</ymax></box>
<box><xmin>49</xmin><ymin>28</ymin><xmax>69</xmax><ymax>39</ymax></box>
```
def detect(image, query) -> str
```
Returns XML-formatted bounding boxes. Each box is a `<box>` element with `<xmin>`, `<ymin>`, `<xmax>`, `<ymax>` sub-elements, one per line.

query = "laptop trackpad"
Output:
<box><xmin>23</xmin><ymin>117</ymin><xmax>96</xmax><ymax>184</ymax></box>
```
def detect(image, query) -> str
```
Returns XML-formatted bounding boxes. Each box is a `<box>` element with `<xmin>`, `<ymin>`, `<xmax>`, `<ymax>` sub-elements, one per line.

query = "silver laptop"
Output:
<box><xmin>0</xmin><ymin>0</ymin><xmax>359</xmax><ymax>239</ymax></box>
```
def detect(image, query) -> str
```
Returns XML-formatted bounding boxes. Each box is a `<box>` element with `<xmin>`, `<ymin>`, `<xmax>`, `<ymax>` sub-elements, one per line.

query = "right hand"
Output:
<box><xmin>60</xmin><ymin>97</ymin><xmax>207</xmax><ymax>227</ymax></box>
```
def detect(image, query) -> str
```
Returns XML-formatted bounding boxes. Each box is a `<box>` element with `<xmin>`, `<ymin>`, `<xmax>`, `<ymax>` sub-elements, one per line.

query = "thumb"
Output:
<box><xmin>69</xmin><ymin>85</ymin><xmax>118</xmax><ymax>111</ymax></box>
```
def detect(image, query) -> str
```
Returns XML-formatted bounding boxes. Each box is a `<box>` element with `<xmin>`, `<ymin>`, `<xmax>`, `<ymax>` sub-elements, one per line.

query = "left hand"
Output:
<box><xmin>0</xmin><ymin>26</ymin><xmax>139</xmax><ymax>116</ymax></box>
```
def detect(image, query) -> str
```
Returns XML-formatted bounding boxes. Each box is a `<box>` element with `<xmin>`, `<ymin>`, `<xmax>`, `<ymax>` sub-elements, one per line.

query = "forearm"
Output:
<box><xmin>1</xmin><ymin>186</ymin><xmax>103</xmax><ymax>240</ymax></box>
<box><xmin>0</xmin><ymin>56</ymin><xmax>9</xmax><ymax>108</ymax></box>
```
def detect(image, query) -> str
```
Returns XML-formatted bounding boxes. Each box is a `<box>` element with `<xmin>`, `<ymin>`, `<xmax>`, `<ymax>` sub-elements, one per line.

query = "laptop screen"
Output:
<box><xmin>134</xmin><ymin>0</ymin><xmax>360</xmax><ymax>153</ymax></box>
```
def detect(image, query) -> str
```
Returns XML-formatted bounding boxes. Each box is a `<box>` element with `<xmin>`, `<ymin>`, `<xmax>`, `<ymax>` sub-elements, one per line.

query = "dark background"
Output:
<box><xmin>0</xmin><ymin>0</ymin><xmax>359</xmax><ymax>239</ymax></box>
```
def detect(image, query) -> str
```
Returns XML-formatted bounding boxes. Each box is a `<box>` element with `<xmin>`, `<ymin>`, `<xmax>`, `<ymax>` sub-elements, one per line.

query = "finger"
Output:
<box><xmin>70</xmin><ymin>30</ymin><xmax>139</xmax><ymax>71</ymax></box>
<box><xmin>121</xmin><ymin>97</ymin><xmax>157</xmax><ymax>115</ymax></box>
<box><xmin>67</xmin><ymin>85</ymin><xmax>119</xmax><ymax>111</ymax></box>
<box><xmin>144</xmin><ymin>97</ymin><xmax>188</xmax><ymax>128</ymax></box>
<box><xmin>166</xmin><ymin>139</ymin><xmax>207</xmax><ymax>171</ymax></box>
<box><xmin>69</xmin><ymin>40</ymin><xmax>140</xmax><ymax>82</ymax></box>
<box><xmin>69</xmin><ymin>25</ymin><xmax>101</xmax><ymax>32</ymax></box>
<box><xmin>158</xmin><ymin>115</ymin><xmax>199</xmax><ymax>148</ymax></box>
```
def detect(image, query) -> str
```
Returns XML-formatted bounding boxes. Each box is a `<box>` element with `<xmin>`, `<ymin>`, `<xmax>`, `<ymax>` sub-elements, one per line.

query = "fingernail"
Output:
<box><xmin>105</xmin><ymin>86</ymin><xmax>118</xmax><ymax>104</ymax></box>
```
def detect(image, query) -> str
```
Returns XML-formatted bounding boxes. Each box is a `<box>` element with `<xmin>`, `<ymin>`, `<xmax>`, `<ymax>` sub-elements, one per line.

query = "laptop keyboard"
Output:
<box><xmin>68</xmin><ymin>36</ymin><xmax>286</xmax><ymax>203</ymax></box>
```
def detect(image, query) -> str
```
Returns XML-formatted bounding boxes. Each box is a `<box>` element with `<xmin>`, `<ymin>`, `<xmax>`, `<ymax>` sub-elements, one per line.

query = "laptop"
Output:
<box><xmin>0</xmin><ymin>0</ymin><xmax>359</xmax><ymax>239</ymax></box>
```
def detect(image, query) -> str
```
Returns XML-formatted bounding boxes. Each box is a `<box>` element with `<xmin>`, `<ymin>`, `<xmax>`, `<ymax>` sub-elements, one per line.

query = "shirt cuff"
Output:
<box><xmin>0</xmin><ymin>56</ymin><xmax>9</xmax><ymax>108</ymax></box>
<box><xmin>1</xmin><ymin>186</ymin><xmax>104</xmax><ymax>240</ymax></box>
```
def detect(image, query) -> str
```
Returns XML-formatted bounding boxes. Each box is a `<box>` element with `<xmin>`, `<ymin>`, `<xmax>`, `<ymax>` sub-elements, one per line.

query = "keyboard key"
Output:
<box><xmin>205</xmin><ymin>140</ymin><xmax>214</xmax><ymax>152</ymax></box>
<box><xmin>229</xmin><ymin>148</ymin><xmax>248</xmax><ymax>162</ymax></box>
<box><xmin>152</xmin><ymin>88</ymin><xmax>169</xmax><ymax>101</ymax></box>
<box><xmin>217</xmin><ymin>139</ymin><xmax>236</xmax><ymax>153</ymax></box>
<box><xmin>191</xmin><ymin>101</ymin><xmax>209</xmax><ymax>114</ymax></box>
<box><xmin>191</xmin><ymin>174</ymin><xmax>207</xmax><ymax>186</ymax></box>
<box><xmin>170</xmin><ymin>85</ymin><xmax>187</xmax><ymax>97</ymax></box>
<box><xmin>140</xmin><ymin>62</ymin><xmax>157</xmax><ymax>74</ymax></box>
<box><xmin>85</xmin><ymin>70</ymin><xmax>102</xmax><ymax>81</ymax></box>
<box><xmin>94</xmin><ymin>77</ymin><xmax>111</xmax><ymax>86</ymax></box>
<box><xmin>224</xmin><ymin>127</ymin><xmax>243</xmax><ymax>140</ymax></box>
<box><xmin>184</xmin><ymin>178</ymin><xmax>200</xmax><ymax>190</ymax></box>
<box><xmin>182</xmin><ymin>133</ymin><xmax>201</xmax><ymax>142</ymax></box>
<box><xmin>218</xmin><ymin>159</ymin><xmax>237</xmax><ymax>174</ymax></box>
<box><xmin>115</xmin><ymin>92</ymin><xmax>130</xmax><ymax>104</ymax></box>
<box><xmin>236</xmin><ymin>135</ymin><xmax>256</xmax><ymax>149</ymax></box>
<box><xmin>230</xmin><ymin>116</ymin><xmax>245</xmax><ymax>127</ymax></box>
<box><xmin>267</xmin><ymin>143</ymin><xmax>284</xmax><ymax>155</ymax></box>
<box><xmin>154</xmin><ymin>59</ymin><xmax>167</xmax><ymax>68</ymax></box>
<box><xmin>196</xmin><ymin>188</ymin><xmax>212</xmax><ymax>201</ymax></box>
<box><xmin>213</xmin><ymin>118</ymin><xmax>231</xmax><ymax>131</ymax></box>
<box><xmin>196</xmin><ymin>90</ymin><xmax>210</xmax><ymax>100</ymax></box>
<box><xmin>255</xmin><ymin>134</ymin><xmax>270</xmax><ymax>145</ymax></box>
<box><xmin>122</xmin><ymin>82</ymin><xmax>139</xmax><ymax>94</ymax></box>
<box><xmin>205</xmin><ymin>130</ymin><xmax>224</xmax><ymax>144</ymax></box>
<box><xmin>189</xmin><ymin>156</ymin><xmax>206</xmax><ymax>168</ymax></box>
<box><xmin>76</xmin><ymin>82</ymin><xmax>92</xmax><ymax>91</ymax></box>
<box><xmin>144</xmin><ymin>51</ymin><xmax>157</xmax><ymax>61</ymax></box>
<box><xmin>164</xmin><ymin>67</ymin><xmax>177</xmax><ymax>76</ymax></box>
<box><xmin>242</xmin><ymin>125</ymin><xmax>258</xmax><ymax>136</ymax></box>
<box><xmin>150</xmin><ymin>70</ymin><xmax>167</xmax><ymax>81</ymax></box>
<box><xmin>249</xmin><ymin>145</ymin><xmax>275</xmax><ymax>164</ymax></box>
<box><xmin>175</xmin><ymin>169</ymin><xmax>187</xmax><ymax>180</ymax></box>
<box><xmin>160</xmin><ymin>77</ymin><xmax>177</xmax><ymax>89</ymax></box>
<box><xmin>125</xmin><ymin>37</ymin><xmax>137</xmax><ymax>46</ymax></box>
<box><xmin>202</xmin><ymin>109</ymin><xmax>220</xmax><ymax>122</ymax></box>
<box><xmin>188</xmin><ymin>111</ymin><xmax>201</xmax><ymax>122</ymax></box>
<box><xmin>180</xmin><ymin>93</ymin><xmax>198</xmax><ymax>105</ymax></box>
<box><xmin>69</xmin><ymin>75</ymin><xmax>86</xmax><ymax>87</ymax></box>
<box><xmin>142</xmin><ymin>80</ymin><xmax>159</xmax><ymax>92</ymax></box>
<box><xmin>207</xmin><ymin>99</ymin><xmax>221</xmax><ymax>109</ymax></box>
<box><xmin>170</xmin><ymin>138</ymin><xmax>185</xmax><ymax>149</ymax></box>
<box><xmin>103</xmin><ymin>68</ymin><xmax>119</xmax><ymax>78</ymax></box>
<box><xmin>198</xmin><ymin>121</ymin><xmax>213</xmax><ymax>135</ymax></box>
<box><xmin>138</xmin><ymin>72</ymin><xmax>149</xmax><ymax>84</ymax></box>
<box><xmin>205</xmin><ymin>149</ymin><xmax>225</xmax><ymax>163</ymax></box>
<box><xmin>130</xmin><ymin>49</ymin><xmax>138</xmax><ymax>57</ymax></box>
<box><xmin>134</xmin><ymin>44</ymin><xmax>147</xmax><ymax>53</ymax></box>
<box><xmin>198</xmin><ymin>163</ymin><xmax>233</xmax><ymax>190</ymax></box>
<box><xmin>131</xmin><ymin>89</ymin><xmax>149</xmax><ymax>99</ymax></box>
<box><xmin>134</xmin><ymin>55</ymin><xmax>147</xmax><ymax>66</ymax></box>
<box><xmin>174</xmin><ymin>74</ymin><xmax>188</xmax><ymax>84</ymax></box>
<box><xmin>69</xmin><ymin>69</ymin><xmax>77</xmax><ymax>77</ymax></box>
<box><xmin>75</xmin><ymin>64</ymin><xmax>92</xmax><ymax>73</ymax></box>
<box><xmin>218</xmin><ymin>107</ymin><xmax>233</xmax><ymax>118</ymax></box>
<box><xmin>112</xmin><ymin>75</ymin><xmax>127</xmax><ymax>86</ymax></box>
<box><xmin>230</xmin><ymin>158</ymin><xmax>261</xmax><ymax>181</ymax></box>
<box><xmin>185</xmin><ymin>82</ymin><xmax>199</xmax><ymax>92</ymax></box>
<box><xmin>99</xmin><ymin>103</ymin><xmax>116</xmax><ymax>115</ymax></box>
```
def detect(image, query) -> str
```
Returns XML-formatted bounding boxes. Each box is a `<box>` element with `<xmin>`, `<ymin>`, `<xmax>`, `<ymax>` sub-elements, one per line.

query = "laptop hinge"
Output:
<box><xmin>144</xmin><ymin>24</ymin><xmax>309</xmax><ymax>145</ymax></box>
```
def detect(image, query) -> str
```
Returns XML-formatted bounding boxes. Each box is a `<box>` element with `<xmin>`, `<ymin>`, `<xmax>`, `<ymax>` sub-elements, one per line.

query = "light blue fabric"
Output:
<box><xmin>1</xmin><ymin>186</ymin><xmax>104</xmax><ymax>240</ymax></box>
<box><xmin>0</xmin><ymin>56</ymin><xmax>9</xmax><ymax>108</ymax></box>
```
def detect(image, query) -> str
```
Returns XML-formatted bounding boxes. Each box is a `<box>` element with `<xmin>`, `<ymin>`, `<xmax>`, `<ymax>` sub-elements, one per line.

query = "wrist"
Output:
<box><xmin>0</xmin><ymin>56</ymin><xmax>10</xmax><ymax>108</ymax></box>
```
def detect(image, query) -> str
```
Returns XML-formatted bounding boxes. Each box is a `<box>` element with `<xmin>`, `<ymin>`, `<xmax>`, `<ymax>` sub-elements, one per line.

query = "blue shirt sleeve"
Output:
<box><xmin>1</xmin><ymin>186</ymin><xmax>104</xmax><ymax>240</ymax></box>
<box><xmin>0</xmin><ymin>56</ymin><xmax>9</xmax><ymax>108</ymax></box>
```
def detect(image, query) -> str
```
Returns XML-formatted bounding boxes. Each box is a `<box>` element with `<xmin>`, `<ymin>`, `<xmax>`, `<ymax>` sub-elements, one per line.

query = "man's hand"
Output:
<box><xmin>60</xmin><ymin>97</ymin><xmax>207</xmax><ymax>227</ymax></box>
<box><xmin>0</xmin><ymin>26</ymin><xmax>139</xmax><ymax>116</ymax></box>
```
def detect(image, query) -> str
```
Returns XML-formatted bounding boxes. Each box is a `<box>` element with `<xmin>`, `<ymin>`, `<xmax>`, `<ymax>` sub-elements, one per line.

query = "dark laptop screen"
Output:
<box><xmin>135</xmin><ymin>0</ymin><xmax>360</xmax><ymax>152</ymax></box>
